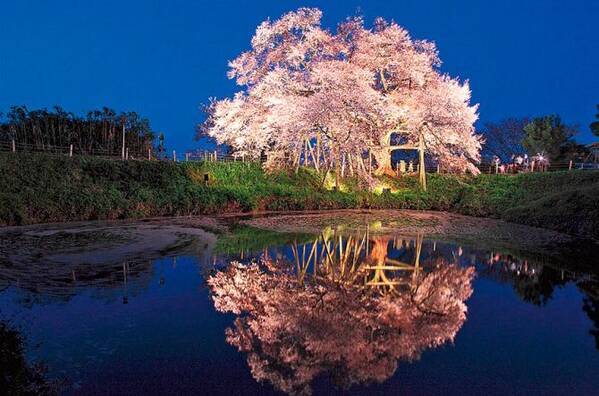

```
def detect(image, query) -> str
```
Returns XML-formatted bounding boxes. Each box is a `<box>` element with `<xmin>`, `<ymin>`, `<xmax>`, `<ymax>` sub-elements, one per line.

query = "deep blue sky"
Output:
<box><xmin>1</xmin><ymin>0</ymin><xmax>597</xmax><ymax>153</ymax></box>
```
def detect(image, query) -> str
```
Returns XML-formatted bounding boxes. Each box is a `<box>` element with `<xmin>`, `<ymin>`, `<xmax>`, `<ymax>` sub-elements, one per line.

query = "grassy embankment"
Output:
<box><xmin>1</xmin><ymin>152</ymin><xmax>597</xmax><ymax>239</ymax></box>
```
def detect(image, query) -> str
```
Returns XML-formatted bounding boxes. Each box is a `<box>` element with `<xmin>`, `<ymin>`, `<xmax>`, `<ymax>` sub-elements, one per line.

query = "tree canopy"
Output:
<box><xmin>201</xmin><ymin>8</ymin><xmax>482</xmax><ymax>181</ymax></box>
<box><xmin>522</xmin><ymin>115</ymin><xmax>575</xmax><ymax>161</ymax></box>
<box><xmin>0</xmin><ymin>105</ymin><xmax>157</xmax><ymax>155</ymax></box>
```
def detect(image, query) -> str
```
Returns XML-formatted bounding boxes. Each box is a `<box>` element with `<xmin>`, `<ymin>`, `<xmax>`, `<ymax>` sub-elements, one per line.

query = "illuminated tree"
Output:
<box><xmin>201</xmin><ymin>8</ymin><xmax>482</xmax><ymax>179</ymax></box>
<box><xmin>339</xmin><ymin>17</ymin><xmax>481</xmax><ymax>174</ymax></box>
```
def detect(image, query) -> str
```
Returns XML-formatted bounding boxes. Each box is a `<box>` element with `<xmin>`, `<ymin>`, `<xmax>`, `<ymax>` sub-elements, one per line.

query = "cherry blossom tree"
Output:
<box><xmin>201</xmin><ymin>8</ymin><xmax>482</xmax><ymax>180</ymax></box>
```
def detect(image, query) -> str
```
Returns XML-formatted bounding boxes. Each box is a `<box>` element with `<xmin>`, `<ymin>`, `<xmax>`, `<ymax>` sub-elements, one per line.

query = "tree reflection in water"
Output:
<box><xmin>0</xmin><ymin>320</ymin><xmax>60</xmax><ymax>395</ymax></box>
<box><xmin>208</xmin><ymin>231</ymin><xmax>475</xmax><ymax>395</ymax></box>
<box><xmin>479</xmin><ymin>250</ymin><xmax>599</xmax><ymax>348</ymax></box>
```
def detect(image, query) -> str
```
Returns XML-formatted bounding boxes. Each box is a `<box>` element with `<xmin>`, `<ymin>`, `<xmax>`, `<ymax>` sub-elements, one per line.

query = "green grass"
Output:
<box><xmin>1</xmin><ymin>152</ymin><xmax>597</xmax><ymax>239</ymax></box>
<box><xmin>214</xmin><ymin>225</ymin><xmax>312</xmax><ymax>255</ymax></box>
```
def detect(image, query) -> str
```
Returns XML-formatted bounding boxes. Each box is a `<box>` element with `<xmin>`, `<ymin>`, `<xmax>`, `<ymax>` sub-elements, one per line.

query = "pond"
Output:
<box><xmin>1</xmin><ymin>213</ymin><xmax>598</xmax><ymax>395</ymax></box>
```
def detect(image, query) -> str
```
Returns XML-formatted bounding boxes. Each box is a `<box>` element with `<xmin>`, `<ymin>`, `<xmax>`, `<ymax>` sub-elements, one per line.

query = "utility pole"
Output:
<box><xmin>121</xmin><ymin>116</ymin><xmax>126</xmax><ymax>160</ymax></box>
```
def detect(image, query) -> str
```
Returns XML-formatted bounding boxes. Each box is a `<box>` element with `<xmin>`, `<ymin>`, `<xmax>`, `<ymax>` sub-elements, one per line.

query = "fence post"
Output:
<box><xmin>185</xmin><ymin>152</ymin><xmax>189</xmax><ymax>162</ymax></box>
<box><xmin>173</xmin><ymin>150</ymin><xmax>177</xmax><ymax>162</ymax></box>
<box><xmin>69</xmin><ymin>144</ymin><xmax>73</xmax><ymax>157</ymax></box>
<box><xmin>126</xmin><ymin>148</ymin><xmax>129</xmax><ymax>160</ymax></box>
<box><xmin>495</xmin><ymin>162</ymin><xmax>498</xmax><ymax>174</ymax></box>
<box><xmin>148</xmin><ymin>148</ymin><xmax>151</xmax><ymax>160</ymax></box>
<box><xmin>569</xmin><ymin>160</ymin><xmax>573</xmax><ymax>171</ymax></box>
<box><xmin>214</xmin><ymin>150</ymin><xmax>217</xmax><ymax>162</ymax></box>
<box><xmin>437</xmin><ymin>164</ymin><xmax>440</xmax><ymax>174</ymax></box>
<box><xmin>12</xmin><ymin>139</ymin><xmax>16</xmax><ymax>153</ymax></box>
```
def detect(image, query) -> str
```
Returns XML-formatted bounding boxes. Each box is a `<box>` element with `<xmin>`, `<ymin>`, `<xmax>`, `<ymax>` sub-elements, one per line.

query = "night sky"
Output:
<box><xmin>1</xmin><ymin>0</ymin><xmax>597</xmax><ymax>153</ymax></box>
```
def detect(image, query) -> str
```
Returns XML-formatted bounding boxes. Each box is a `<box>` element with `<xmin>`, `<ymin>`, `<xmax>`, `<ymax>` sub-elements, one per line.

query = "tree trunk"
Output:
<box><xmin>371</xmin><ymin>146</ymin><xmax>395</xmax><ymax>176</ymax></box>
<box><xmin>307</xmin><ymin>140</ymin><xmax>319</xmax><ymax>172</ymax></box>
<box><xmin>316</xmin><ymin>133</ymin><xmax>321</xmax><ymax>169</ymax></box>
<box><xmin>371</xmin><ymin>131</ymin><xmax>395</xmax><ymax>176</ymax></box>
<box><xmin>335</xmin><ymin>160</ymin><xmax>340</xmax><ymax>190</ymax></box>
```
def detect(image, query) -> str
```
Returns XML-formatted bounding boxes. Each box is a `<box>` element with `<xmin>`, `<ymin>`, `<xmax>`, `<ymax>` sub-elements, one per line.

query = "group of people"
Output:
<box><xmin>491</xmin><ymin>153</ymin><xmax>550</xmax><ymax>174</ymax></box>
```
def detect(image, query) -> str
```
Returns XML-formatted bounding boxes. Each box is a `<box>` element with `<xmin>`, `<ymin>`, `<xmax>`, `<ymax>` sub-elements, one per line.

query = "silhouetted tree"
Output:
<box><xmin>481</xmin><ymin>117</ymin><xmax>529</xmax><ymax>161</ymax></box>
<box><xmin>0</xmin><ymin>106</ymin><xmax>157</xmax><ymax>155</ymax></box>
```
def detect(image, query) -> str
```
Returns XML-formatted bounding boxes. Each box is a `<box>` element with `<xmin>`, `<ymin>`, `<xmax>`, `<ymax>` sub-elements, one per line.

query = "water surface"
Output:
<box><xmin>1</xmin><ymin>219</ymin><xmax>598</xmax><ymax>395</ymax></box>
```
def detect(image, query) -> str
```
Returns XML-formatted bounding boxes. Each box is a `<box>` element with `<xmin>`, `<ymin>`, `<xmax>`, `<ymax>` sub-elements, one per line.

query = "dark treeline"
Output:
<box><xmin>0</xmin><ymin>106</ymin><xmax>157</xmax><ymax>155</ymax></box>
<box><xmin>481</xmin><ymin>114</ymin><xmax>593</xmax><ymax>163</ymax></box>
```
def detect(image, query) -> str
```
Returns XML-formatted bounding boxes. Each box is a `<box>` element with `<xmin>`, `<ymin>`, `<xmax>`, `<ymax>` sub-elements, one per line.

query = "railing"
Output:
<box><xmin>186</xmin><ymin>151</ymin><xmax>259</xmax><ymax>163</ymax></box>
<box><xmin>474</xmin><ymin>161</ymin><xmax>599</xmax><ymax>173</ymax></box>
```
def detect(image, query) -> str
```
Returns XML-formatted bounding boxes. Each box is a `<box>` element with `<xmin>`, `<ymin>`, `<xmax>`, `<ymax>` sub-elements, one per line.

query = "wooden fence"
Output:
<box><xmin>1</xmin><ymin>139</ymin><xmax>597</xmax><ymax>173</ymax></box>
<box><xmin>0</xmin><ymin>140</ymin><xmax>247</xmax><ymax>163</ymax></box>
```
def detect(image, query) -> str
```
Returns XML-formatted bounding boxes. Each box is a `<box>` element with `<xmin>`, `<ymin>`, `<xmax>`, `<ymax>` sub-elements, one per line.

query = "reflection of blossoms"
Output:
<box><xmin>208</xmin><ymin>259</ymin><xmax>474</xmax><ymax>395</ymax></box>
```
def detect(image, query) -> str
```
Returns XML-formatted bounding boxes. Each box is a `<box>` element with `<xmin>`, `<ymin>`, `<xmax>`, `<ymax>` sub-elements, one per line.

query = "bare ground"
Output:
<box><xmin>0</xmin><ymin>217</ymin><xmax>221</xmax><ymax>268</ymax></box>
<box><xmin>240</xmin><ymin>209</ymin><xmax>573</xmax><ymax>246</ymax></box>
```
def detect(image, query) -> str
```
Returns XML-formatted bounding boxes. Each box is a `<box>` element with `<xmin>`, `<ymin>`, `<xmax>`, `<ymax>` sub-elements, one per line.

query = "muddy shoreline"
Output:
<box><xmin>0</xmin><ymin>217</ymin><xmax>221</xmax><ymax>268</ymax></box>
<box><xmin>240</xmin><ymin>210</ymin><xmax>599</xmax><ymax>270</ymax></box>
<box><xmin>1</xmin><ymin>210</ymin><xmax>596</xmax><ymax>268</ymax></box>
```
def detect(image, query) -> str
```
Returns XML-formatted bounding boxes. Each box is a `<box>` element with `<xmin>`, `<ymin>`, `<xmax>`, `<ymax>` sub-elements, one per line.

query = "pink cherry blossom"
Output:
<box><xmin>203</xmin><ymin>8</ymin><xmax>482</xmax><ymax>179</ymax></box>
